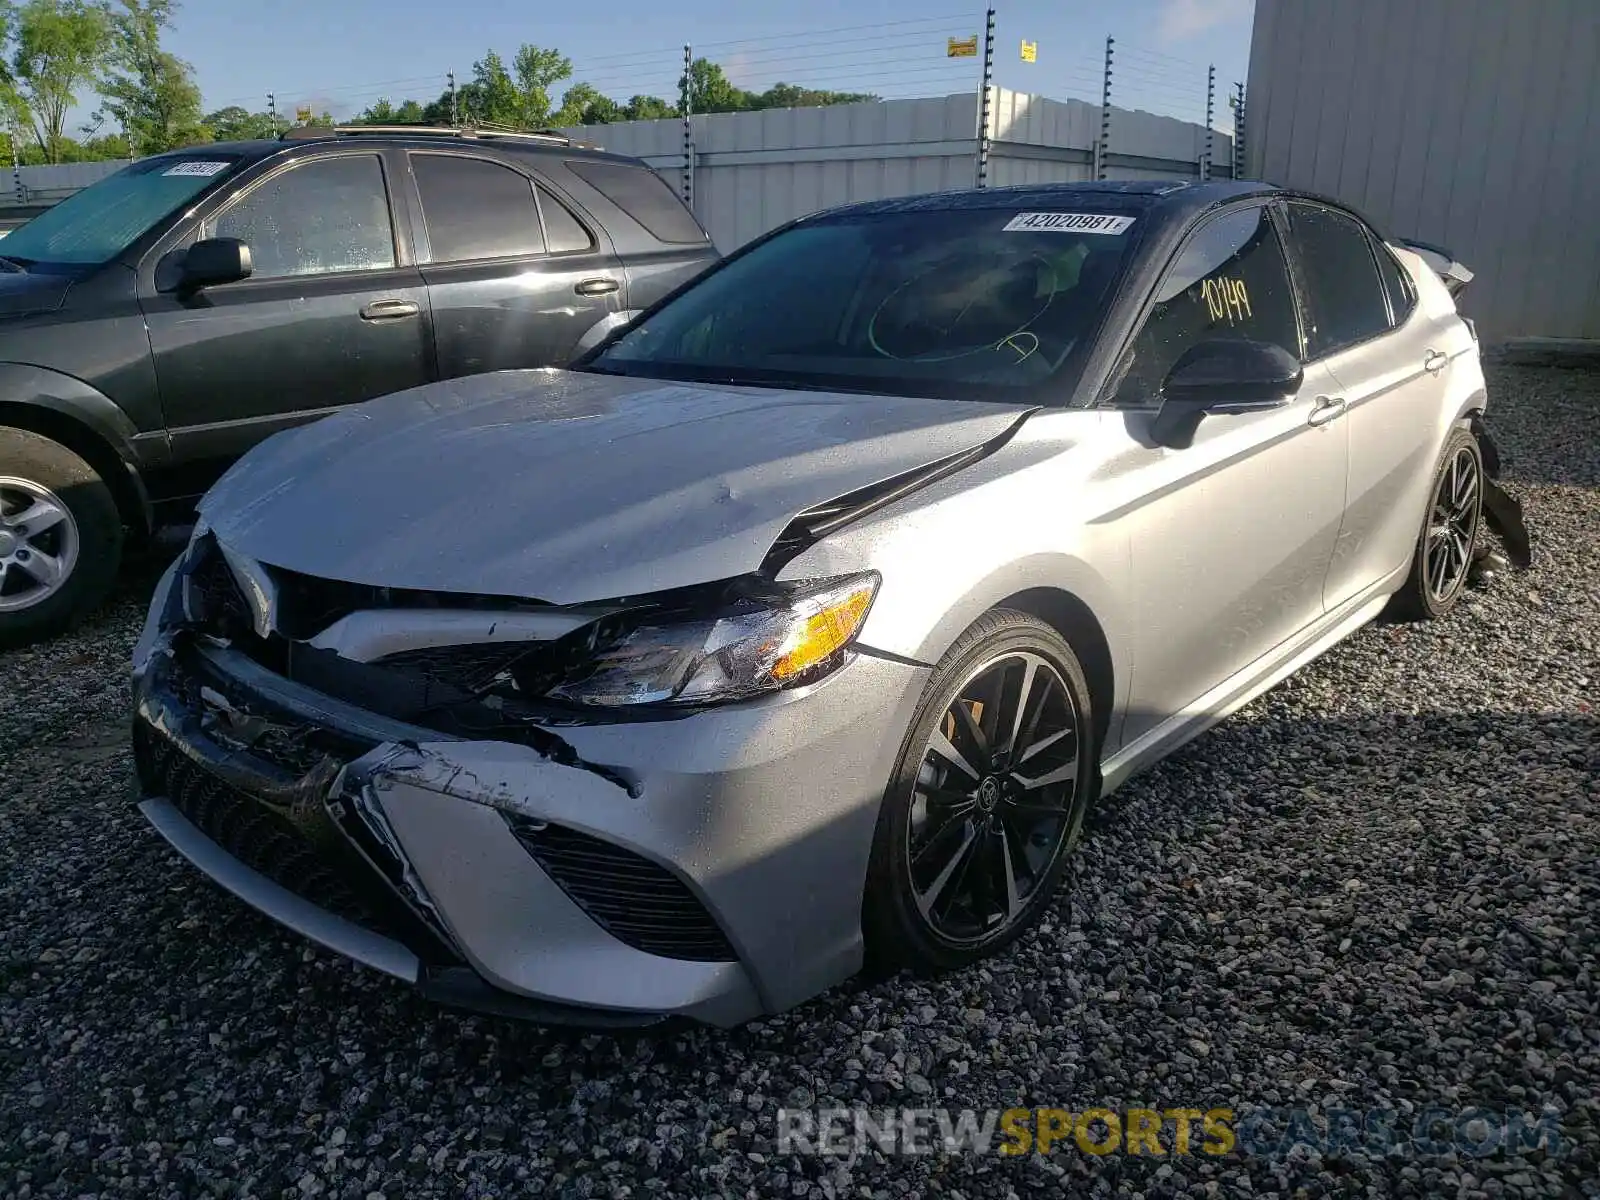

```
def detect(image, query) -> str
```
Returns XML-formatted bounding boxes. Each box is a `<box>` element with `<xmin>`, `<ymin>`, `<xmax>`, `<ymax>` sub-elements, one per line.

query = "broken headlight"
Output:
<box><xmin>546</xmin><ymin>573</ymin><xmax>879</xmax><ymax>707</ymax></box>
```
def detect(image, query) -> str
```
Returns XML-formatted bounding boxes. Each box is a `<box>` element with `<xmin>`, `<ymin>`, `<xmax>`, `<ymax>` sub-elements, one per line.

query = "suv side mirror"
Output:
<box><xmin>1152</xmin><ymin>338</ymin><xmax>1303</xmax><ymax>449</ymax></box>
<box><xmin>163</xmin><ymin>237</ymin><xmax>253</xmax><ymax>294</ymax></box>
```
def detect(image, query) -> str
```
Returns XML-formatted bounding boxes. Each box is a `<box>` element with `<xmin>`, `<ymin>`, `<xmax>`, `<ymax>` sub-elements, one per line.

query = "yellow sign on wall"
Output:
<box><xmin>1021</xmin><ymin>40</ymin><xmax>1038</xmax><ymax>63</ymax></box>
<box><xmin>947</xmin><ymin>35</ymin><xmax>979</xmax><ymax>58</ymax></box>
<box><xmin>295</xmin><ymin>105</ymin><xmax>312</xmax><ymax>123</ymax></box>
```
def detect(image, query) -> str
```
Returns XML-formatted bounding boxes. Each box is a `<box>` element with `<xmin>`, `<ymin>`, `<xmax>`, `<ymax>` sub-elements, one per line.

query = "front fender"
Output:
<box><xmin>0</xmin><ymin>361</ymin><xmax>152</xmax><ymax>468</ymax></box>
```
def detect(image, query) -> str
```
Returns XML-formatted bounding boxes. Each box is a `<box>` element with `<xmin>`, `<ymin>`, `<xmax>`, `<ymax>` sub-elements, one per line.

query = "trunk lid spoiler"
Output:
<box><xmin>1396</xmin><ymin>237</ymin><xmax>1474</xmax><ymax>298</ymax></box>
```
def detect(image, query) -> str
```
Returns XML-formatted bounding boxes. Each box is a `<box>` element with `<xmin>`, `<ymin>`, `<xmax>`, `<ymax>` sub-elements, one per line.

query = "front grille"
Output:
<box><xmin>134</xmin><ymin>717</ymin><xmax>441</xmax><ymax>956</ymax></box>
<box><xmin>503</xmin><ymin>816</ymin><xmax>736</xmax><ymax>962</ymax></box>
<box><xmin>188</xmin><ymin>549</ymin><xmax>253</xmax><ymax>636</ymax></box>
<box><xmin>377</xmin><ymin>643</ymin><xmax>531</xmax><ymax>691</ymax></box>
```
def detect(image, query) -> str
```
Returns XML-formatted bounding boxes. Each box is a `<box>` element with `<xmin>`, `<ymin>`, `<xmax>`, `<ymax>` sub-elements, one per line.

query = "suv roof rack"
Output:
<box><xmin>279</xmin><ymin>124</ymin><xmax>598</xmax><ymax>149</ymax></box>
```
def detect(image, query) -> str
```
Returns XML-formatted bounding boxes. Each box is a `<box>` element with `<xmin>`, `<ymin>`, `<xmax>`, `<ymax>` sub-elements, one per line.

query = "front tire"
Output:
<box><xmin>864</xmin><ymin>609</ymin><xmax>1097</xmax><ymax>972</ymax></box>
<box><xmin>1388</xmin><ymin>427</ymin><xmax>1483</xmax><ymax>622</ymax></box>
<box><xmin>0</xmin><ymin>428</ymin><xmax>124</xmax><ymax>649</ymax></box>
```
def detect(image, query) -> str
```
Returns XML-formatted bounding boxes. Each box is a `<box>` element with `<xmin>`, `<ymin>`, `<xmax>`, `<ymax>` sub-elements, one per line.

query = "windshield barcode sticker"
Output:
<box><xmin>163</xmin><ymin>161</ymin><xmax>230</xmax><ymax>177</ymax></box>
<box><xmin>1003</xmin><ymin>212</ymin><xmax>1135</xmax><ymax>235</ymax></box>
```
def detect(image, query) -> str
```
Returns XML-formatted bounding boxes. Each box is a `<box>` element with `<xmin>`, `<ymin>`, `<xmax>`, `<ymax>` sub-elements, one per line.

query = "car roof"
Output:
<box><xmin>148</xmin><ymin>132</ymin><xmax>646</xmax><ymax>169</ymax></box>
<box><xmin>816</xmin><ymin>179</ymin><xmax>1282</xmax><ymax>224</ymax></box>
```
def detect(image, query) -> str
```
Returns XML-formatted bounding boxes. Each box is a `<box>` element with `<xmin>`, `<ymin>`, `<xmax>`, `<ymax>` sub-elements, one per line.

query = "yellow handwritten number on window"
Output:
<box><xmin>1200</xmin><ymin>277</ymin><xmax>1252</xmax><ymax>326</ymax></box>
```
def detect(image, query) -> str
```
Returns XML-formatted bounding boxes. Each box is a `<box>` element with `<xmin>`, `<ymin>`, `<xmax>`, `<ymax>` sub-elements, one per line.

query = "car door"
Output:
<box><xmin>1102</xmin><ymin>202</ymin><xmax>1349</xmax><ymax>750</ymax></box>
<box><xmin>404</xmin><ymin>151</ymin><xmax>623</xmax><ymax>377</ymax></box>
<box><xmin>1279</xmin><ymin>201</ymin><xmax>1456</xmax><ymax>612</ymax></box>
<box><xmin>141</xmin><ymin>150</ymin><xmax>434</xmax><ymax>491</ymax></box>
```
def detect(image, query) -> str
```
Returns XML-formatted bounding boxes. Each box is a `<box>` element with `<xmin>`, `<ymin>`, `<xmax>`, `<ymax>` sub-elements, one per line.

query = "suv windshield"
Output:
<box><xmin>584</xmin><ymin>207</ymin><xmax>1136</xmax><ymax>401</ymax></box>
<box><xmin>1</xmin><ymin>153</ymin><xmax>243</xmax><ymax>270</ymax></box>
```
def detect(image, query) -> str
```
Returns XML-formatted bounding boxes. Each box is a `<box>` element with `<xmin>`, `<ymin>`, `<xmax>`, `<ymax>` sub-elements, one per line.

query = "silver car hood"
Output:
<box><xmin>199</xmin><ymin>368</ymin><xmax>1032</xmax><ymax>604</ymax></box>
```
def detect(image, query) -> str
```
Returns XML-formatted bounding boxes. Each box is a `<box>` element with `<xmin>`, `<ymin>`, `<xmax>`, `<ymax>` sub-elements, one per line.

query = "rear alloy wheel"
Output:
<box><xmin>865</xmin><ymin>610</ymin><xmax>1096</xmax><ymax>971</ymax></box>
<box><xmin>1389</xmin><ymin>427</ymin><xmax>1483</xmax><ymax>622</ymax></box>
<box><xmin>0</xmin><ymin>428</ymin><xmax>123</xmax><ymax>649</ymax></box>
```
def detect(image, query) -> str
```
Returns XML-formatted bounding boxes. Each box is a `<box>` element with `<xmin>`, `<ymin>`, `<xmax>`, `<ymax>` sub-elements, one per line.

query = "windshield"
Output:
<box><xmin>0</xmin><ymin>154</ymin><xmax>243</xmax><ymax>269</ymax></box>
<box><xmin>584</xmin><ymin>207</ymin><xmax>1137</xmax><ymax>401</ymax></box>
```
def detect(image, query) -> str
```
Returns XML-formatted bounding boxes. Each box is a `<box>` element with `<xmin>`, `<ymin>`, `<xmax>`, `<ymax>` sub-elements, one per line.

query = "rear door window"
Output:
<box><xmin>1283</xmin><ymin>203</ymin><xmax>1392</xmax><ymax>355</ymax></box>
<box><xmin>537</xmin><ymin>185</ymin><xmax>596</xmax><ymax>254</ymax></box>
<box><xmin>564</xmin><ymin>159</ymin><xmax>705</xmax><ymax>244</ymax></box>
<box><xmin>411</xmin><ymin>153</ymin><xmax>545</xmax><ymax>262</ymax></box>
<box><xmin>1370</xmin><ymin>236</ymin><xmax>1416</xmax><ymax>327</ymax></box>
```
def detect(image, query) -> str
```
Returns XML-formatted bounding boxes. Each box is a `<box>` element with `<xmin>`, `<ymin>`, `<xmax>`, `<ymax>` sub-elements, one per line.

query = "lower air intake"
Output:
<box><xmin>503</xmin><ymin>816</ymin><xmax>737</xmax><ymax>962</ymax></box>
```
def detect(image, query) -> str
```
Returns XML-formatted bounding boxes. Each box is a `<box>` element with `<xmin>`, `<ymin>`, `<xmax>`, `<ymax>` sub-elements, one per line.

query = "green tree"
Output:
<box><xmin>457</xmin><ymin>50</ymin><xmax>513</xmax><ymax>124</ymax></box>
<box><xmin>355</xmin><ymin>96</ymin><xmax>426</xmax><ymax>125</ymax></box>
<box><xmin>9</xmin><ymin>0</ymin><xmax>114</xmax><ymax>163</ymax></box>
<box><xmin>80</xmin><ymin>128</ymin><xmax>131</xmax><ymax>158</ymax></box>
<box><xmin>748</xmin><ymin>82</ymin><xmax>879</xmax><ymax>110</ymax></box>
<box><xmin>96</xmin><ymin>0</ymin><xmax>205</xmax><ymax>155</ymax></box>
<box><xmin>622</xmin><ymin>93</ymin><xmax>676</xmax><ymax>120</ymax></box>
<box><xmin>552</xmin><ymin>82</ymin><xmax>620</xmax><ymax>126</ymax></box>
<box><xmin>681</xmin><ymin>58</ymin><xmax>747</xmax><ymax>114</ymax></box>
<box><xmin>450</xmin><ymin>45</ymin><xmax>573</xmax><ymax>129</ymax></box>
<box><xmin>510</xmin><ymin>43</ymin><xmax>571</xmax><ymax>126</ymax></box>
<box><xmin>201</xmin><ymin>104</ymin><xmax>279</xmax><ymax>140</ymax></box>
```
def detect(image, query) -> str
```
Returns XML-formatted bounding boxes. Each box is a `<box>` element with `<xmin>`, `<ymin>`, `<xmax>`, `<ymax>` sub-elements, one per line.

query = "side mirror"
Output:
<box><xmin>162</xmin><ymin>237</ymin><xmax>253</xmax><ymax>294</ymax></box>
<box><xmin>1152</xmin><ymin>338</ymin><xmax>1303</xmax><ymax>449</ymax></box>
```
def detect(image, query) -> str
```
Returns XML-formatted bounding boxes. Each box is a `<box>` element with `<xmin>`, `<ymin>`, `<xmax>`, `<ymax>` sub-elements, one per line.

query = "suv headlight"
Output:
<box><xmin>546</xmin><ymin>573</ymin><xmax>879</xmax><ymax>707</ymax></box>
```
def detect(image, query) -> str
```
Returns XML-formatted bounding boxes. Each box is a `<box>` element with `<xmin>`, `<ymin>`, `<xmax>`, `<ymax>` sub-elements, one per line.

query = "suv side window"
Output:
<box><xmin>411</xmin><ymin>153</ymin><xmax>545</xmax><ymax>262</ymax></box>
<box><xmin>564</xmin><ymin>159</ymin><xmax>705</xmax><ymax>244</ymax></box>
<box><xmin>537</xmin><ymin>185</ymin><xmax>595</xmax><ymax>254</ymax></box>
<box><xmin>1283</xmin><ymin>202</ymin><xmax>1391</xmax><ymax>355</ymax></box>
<box><xmin>1108</xmin><ymin>204</ymin><xmax>1300</xmax><ymax>406</ymax></box>
<box><xmin>1370</xmin><ymin>234</ymin><xmax>1416</xmax><ymax>327</ymax></box>
<box><xmin>207</xmin><ymin>154</ymin><xmax>395</xmax><ymax>279</ymax></box>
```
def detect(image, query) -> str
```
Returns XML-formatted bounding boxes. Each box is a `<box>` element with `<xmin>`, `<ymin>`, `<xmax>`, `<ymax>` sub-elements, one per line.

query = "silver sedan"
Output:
<box><xmin>131</xmin><ymin>180</ymin><xmax>1521</xmax><ymax>1027</ymax></box>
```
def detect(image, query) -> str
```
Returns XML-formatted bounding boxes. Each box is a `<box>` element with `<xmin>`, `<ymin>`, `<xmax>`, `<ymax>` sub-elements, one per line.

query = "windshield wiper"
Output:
<box><xmin>0</xmin><ymin>255</ymin><xmax>29</xmax><ymax>273</ymax></box>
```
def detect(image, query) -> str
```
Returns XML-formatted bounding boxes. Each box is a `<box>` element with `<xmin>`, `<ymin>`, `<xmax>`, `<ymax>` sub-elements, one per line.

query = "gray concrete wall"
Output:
<box><xmin>1246</xmin><ymin>0</ymin><xmax>1600</xmax><ymax>341</ymax></box>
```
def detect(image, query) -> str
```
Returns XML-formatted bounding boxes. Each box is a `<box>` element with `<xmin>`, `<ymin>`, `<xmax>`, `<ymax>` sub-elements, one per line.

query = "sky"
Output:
<box><xmin>145</xmin><ymin>0</ymin><xmax>1254</xmax><ymax>130</ymax></box>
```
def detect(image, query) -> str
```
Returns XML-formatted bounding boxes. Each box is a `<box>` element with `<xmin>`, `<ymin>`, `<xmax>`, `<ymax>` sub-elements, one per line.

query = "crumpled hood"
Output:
<box><xmin>201</xmin><ymin>368</ymin><xmax>1032</xmax><ymax>604</ymax></box>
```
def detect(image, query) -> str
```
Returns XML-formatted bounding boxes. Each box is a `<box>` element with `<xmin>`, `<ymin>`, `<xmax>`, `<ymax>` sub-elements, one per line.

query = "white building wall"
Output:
<box><xmin>560</xmin><ymin>88</ymin><xmax>1230</xmax><ymax>253</ymax></box>
<box><xmin>1246</xmin><ymin>0</ymin><xmax>1600</xmax><ymax>341</ymax></box>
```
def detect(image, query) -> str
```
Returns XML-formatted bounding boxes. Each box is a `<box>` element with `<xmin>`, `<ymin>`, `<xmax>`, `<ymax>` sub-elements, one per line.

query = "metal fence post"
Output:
<box><xmin>267</xmin><ymin>92</ymin><xmax>278</xmax><ymax>135</ymax></box>
<box><xmin>448</xmin><ymin>71</ymin><xmax>458</xmax><ymax>127</ymax></box>
<box><xmin>9</xmin><ymin>121</ymin><xmax>21</xmax><ymax>204</ymax></box>
<box><xmin>681</xmin><ymin>44</ymin><xmax>694</xmax><ymax>207</ymax></box>
<box><xmin>1202</xmin><ymin>65</ymin><xmax>1215</xmax><ymax>182</ymax></box>
<box><xmin>975</xmin><ymin>7</ymin><xmax>996</xmax><ymax>189</ymax></box>
<box><xmin>1095</xmin><ymin>36</ymin><xmax>1114</xmax><ymax>181</ymax></box>
<box><xmin>1232</xmin><ymin>81</ymin><xmax>1246</xmax><ymax>179</ymax></box>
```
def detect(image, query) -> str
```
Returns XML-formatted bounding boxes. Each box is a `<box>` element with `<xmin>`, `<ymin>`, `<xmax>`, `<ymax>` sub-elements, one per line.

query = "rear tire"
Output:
<box><xmin>1388</xmin><ymin>427</ymin><xmax>1483</xmax><ymax>622</ymax></box>
<box><xmin>0</xmin><ymin>428</ymin><xmax>124</xmax><ymax>649</ymax></box>
<box><xmin>864</xmin><ymin>609</ymin><xmax>1097</xmax><ymax>972</ymax></box>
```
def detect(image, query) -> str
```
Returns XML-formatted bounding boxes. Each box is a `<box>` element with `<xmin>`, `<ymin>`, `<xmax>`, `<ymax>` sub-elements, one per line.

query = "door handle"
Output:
<box><xmin>1423</xmin><ymin>349</ymin><xmax>1449</xmax><ymax>373</ymax></box>
<box><xmin>574</xmin><ymin>277</ymin><xmax>620</xmax><ymax>296</ymax></box>
<box><xmin>1308</xmin><ymin>395</ymin><xmax>1347</xmax><ymax>427</ymax></box>
<box><xmin>359</xmin><ymin>298</ymin><xmax>420</xmax><ymax>321</ymax></box>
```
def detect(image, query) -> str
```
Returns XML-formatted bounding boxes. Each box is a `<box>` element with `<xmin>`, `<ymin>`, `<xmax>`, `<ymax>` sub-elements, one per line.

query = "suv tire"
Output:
<box><xmin>0</xmin><ymin>427</ymin><xmax>123</xmax><ymax>649</ymax></box>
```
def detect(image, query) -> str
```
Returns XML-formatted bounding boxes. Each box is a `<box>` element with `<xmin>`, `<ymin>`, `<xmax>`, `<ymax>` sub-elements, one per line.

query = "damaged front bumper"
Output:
<box><xmin>131</xmin><ymin>564</ymin><xmax>926</xmax><ymax>1028</ymax></box>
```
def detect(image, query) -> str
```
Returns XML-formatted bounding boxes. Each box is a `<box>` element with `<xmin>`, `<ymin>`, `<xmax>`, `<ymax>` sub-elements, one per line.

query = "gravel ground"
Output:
<box><xmin>2</xmin><ymin>362</ymin><xmax>1596</xmax><ymax>1200</ymax></box>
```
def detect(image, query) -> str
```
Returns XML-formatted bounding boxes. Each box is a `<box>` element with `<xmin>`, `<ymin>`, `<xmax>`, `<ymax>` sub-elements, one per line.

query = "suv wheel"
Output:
<box><xmin>0</xmin><ymin>428</ymin><xmax>124</xmax><ymax>649</ymax></box>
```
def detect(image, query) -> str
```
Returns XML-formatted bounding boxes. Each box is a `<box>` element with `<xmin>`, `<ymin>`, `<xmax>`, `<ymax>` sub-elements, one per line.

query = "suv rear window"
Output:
<box><xmin>412</xmin><ymin>153</ymin><xmax>544</xmax><ymax>262</ymax></box>
<box><xmin>565</xmin><ymin>160</ymin><xmax>705</xmax><ymax>244</ymax></box>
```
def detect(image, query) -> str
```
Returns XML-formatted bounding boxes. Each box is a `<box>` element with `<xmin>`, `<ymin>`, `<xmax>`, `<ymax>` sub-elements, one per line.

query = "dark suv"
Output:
<box><xmin>0</xmin><ymin>126</ymin><xmax>717</xmax><ymax>646</ymax></box>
